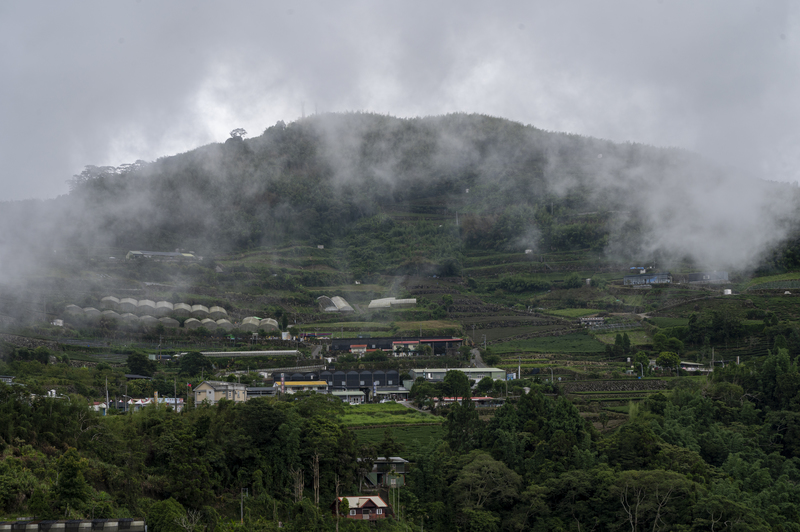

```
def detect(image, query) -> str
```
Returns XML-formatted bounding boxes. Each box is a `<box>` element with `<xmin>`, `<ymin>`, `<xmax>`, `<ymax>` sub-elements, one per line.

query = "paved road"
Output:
<box><xmin>472</xmin><ymin>348</ymin><xmax>487</xmax><ymax>368</ymax></box>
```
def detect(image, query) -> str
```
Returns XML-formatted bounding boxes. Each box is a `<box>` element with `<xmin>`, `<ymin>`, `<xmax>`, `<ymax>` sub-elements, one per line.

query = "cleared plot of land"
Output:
<box><xmin>492</xmin><ymin>333</ymin><xmax>606</xmax><ymax>353</ymax></box>
<box><xmin>353</xmin><ymin>424</ymin><xmax>444</xmax><ymax>458</ymax></box>
<box><xmin>480</xmin><ymin>325</ymin><xmax>567</xmax><ymax>343</ymax></box>
<box><xmin>341</xmin><ymin>403</ymin><xmax>441</xmax><ymax>427</ymax></box>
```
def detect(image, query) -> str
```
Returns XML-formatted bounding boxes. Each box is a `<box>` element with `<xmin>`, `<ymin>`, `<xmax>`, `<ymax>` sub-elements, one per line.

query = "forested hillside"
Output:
<box><xmin>4</xmin><ymin>112</ymin><xmax>800</xmax><ymax>281</ymax></box>
<box><xmin>3</xmin><ymin>355</ymin><xmax>800</xmax><ymax>530</ymax></box>
<box><xmin>4</xmin><ymin>112</ymin><xmax>800</xmax><ymax>530</ymax></box>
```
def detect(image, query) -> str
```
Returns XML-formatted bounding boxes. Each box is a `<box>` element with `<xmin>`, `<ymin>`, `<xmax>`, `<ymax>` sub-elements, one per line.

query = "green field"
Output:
<box><xmin>492</xmin><ymin>333</ymin><xmax>606</xmax><ymax>354</ymax></box>
<box><xmin>648</xmin><ymin>317</ymin><xmax>690</xmax><ymax>328</ymax></box>
<box><xmin>740</xmin><ymin>272</ymin><xmax>800</xmax><ymax>290</ymax></box>
<box><xmin>353</xmin><ymin>424</ymin><xmax>444</xmax><ymax>458</ymax></box>
<box><xmin>546</xmin><ymin>308</ymin><xmax>603</xmax><ymax>318</ymax></box>
<box><xmin>341</xmin><ymin>402</ymin><xmax>441</xmax><ymax>427</ymax></box>
<box><xmin>595</xmin><ymin>330</ymin><xmax>650</xmax><ymax>345</ymax></box>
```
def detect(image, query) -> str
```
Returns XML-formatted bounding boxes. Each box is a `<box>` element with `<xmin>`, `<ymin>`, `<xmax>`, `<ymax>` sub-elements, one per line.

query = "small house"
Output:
<box><xmin>360</xmin><ymin>457</ymin><xmax>409</xmax><ymax>488</ymax></box>
<box><xmin>194</xmin><ymin>381</ymin><xmax>247</xmax><ymax>405</ymax></box>
<box><xmin>333</xmin><ymin>496</ymin><xmax>391</xmax><ymax>520</ymax></box>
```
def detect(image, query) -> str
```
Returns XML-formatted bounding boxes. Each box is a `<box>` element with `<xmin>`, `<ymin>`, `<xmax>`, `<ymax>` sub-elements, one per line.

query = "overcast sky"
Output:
<box><xmin>1</xmin><ymin>0</ymin><xmax>798</xmax><ymax>201</ymax></box>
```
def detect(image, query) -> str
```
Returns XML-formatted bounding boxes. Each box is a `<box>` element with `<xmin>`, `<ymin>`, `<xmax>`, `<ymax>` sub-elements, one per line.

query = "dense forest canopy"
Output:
<box><xmin>3</xmin><ymin>352</ymin><xmax>800</xmax><ymax>530</ymax></box>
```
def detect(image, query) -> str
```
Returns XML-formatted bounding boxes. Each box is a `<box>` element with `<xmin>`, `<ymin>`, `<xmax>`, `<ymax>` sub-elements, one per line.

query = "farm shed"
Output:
<box><xmin>140</xmin><ymin>315</ymin><xmax>159</xmax><ymax>329</ymax></box>
<box><xmin>83</xmin><ymin>307</ymin><xmax>101</xmax><ymax>322</ymax></box>
<box><xmin>119</xmin><ymin>298</ymin><xmax>138</xmax><ymax>313</ymax></box>
<box><xmin>155</xmin><ymin>300</ymin><xmax>174</xmax><ymax>317</ymax></box>
<box><xmin>215</xmin><ymin>319</ymin><xmax>234</xmax><ymax>331</ymax></box>
<box><xmin>184</xmin><ymin>318</ymin><xmax>202</xmax><ymax>329</ymax></box>
<box><xmin>191</xmin><ymin>304</ymin><xmax>209</xmax><ymax>319</ymax></box>
<box><xmin>137</xmin><ymin>299</ymin><xmax>156</xmax><ymax>316</ymax></box>
<box><xmin>100</xmin><ymin>296</ymin><xmax>119</xmax><ymax>310</ymax></box>
<box><xmin>209</xmin><ymin>306</ymin><xmax>228</xmax><ymax>319</ymax></box>
<box><xmin>158</xmin><ymin>317</ymin><xmax>180</xmax><ymax>328</ymax></box>
<box><xmin>172</xmin><ymin>303</ymin><xmax>192</xmax><ymax>317</ymax></box>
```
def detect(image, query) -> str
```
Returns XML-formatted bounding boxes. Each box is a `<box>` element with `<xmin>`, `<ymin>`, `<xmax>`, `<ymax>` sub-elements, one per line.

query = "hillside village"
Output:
<box><xmin>3</xmin><ymin>113</ymin><xmax>800</xmax><ymax>530</ymax></box>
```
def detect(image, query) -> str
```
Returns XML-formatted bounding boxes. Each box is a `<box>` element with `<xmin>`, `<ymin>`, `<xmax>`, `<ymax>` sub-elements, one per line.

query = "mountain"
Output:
<box><xmin>2</xmin><ymin>112</ymin><xmax>799</xmax><ymax>282</ymax></box>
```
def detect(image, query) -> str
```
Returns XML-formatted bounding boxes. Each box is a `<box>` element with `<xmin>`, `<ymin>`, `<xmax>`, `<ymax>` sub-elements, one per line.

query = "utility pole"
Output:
<box><xmin>335</xmin><ymin>475</ymin><xmax>340</xmax><ymax>532</ymax></box>
<box><xmin>313</xmin><ymin>452</ymin><xmax>320</xmax><ymax>507</ymax></box>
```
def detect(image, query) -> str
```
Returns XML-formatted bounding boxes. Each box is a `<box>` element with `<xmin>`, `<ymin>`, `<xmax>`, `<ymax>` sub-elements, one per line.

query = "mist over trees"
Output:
<box><xmin>2</xmin><ymin>111</ymin><xmax>800</xmax><ymax>283</ymax></box>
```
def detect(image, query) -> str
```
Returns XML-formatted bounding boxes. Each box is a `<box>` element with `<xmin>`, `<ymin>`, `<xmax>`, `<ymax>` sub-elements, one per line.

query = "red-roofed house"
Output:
<box><xmin>333</xmin><ymin>496</ymin><xmax>391</xmax><ymax>520</ymax></box>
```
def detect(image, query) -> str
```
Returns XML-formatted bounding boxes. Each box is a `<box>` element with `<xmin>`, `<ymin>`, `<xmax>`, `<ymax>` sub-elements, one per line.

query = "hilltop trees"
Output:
<box><xmin>656</xmin><ymin>352</ymin><xmax>681</xmax><ymax>373</ymax></box>
<box><xmin>179</xmin><ymin>352</ymin><xmax>213</xmax><ymax>377</ymax></box>
<box><xmin>126</xmin><ymin>352</ymin><xmax>156</xmax><ymax>376</ymax></box>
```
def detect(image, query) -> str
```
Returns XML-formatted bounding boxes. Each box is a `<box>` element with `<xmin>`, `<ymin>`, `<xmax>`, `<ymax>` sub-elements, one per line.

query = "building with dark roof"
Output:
<box><xmin>330</xmin><ymin>336</ymin><xmax>463</xmax><ymax>355</ymax></box>
<box><xmin>623</xmin><ymin>272</ymin><xmax>672</xmax><ymax>286</ymax></box>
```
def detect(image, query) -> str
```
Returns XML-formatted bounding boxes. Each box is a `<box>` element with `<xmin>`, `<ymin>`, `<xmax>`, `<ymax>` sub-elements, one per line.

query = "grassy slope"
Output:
<box><xmin>340</xmin><ymin>403</ymin><xmax>441</xmax><ymax>427</ymax></box>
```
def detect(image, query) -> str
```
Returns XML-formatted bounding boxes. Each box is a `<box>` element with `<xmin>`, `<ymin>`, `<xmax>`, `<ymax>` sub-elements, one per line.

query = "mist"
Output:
<box><xmin>2</xmin><ymin>2</ymin><xmax>800</xmax><ymax>202</ymax></box>
<box><xmin>2</xmin><ymin>112</ymin><xmax>796</xmax><ymax>294</ymax></box>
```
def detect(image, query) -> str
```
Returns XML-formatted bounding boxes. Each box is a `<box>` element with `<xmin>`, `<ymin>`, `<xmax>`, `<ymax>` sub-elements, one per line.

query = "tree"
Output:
<box><xmin>652</xmin><ymin>333</ymin><xmax>668</xmax><ymax>353</ymax></box>
<box><xmin>53</xmin><ymin>448</ymin><xmax>90</xmax><ymax>514</ymax></box>
<box><xmin>614</xmin><ymin>334</ymin><xmax>624</xmax><ymax>356</ymax></box>
<box><xmin>612</xmin><ymin>470</ymin><xmax>694</xmax><ymax>531</ymax></box>
<box><xmin>148</xmin><ymin>497</ymin><xmax>186</xmax><ymax>532</ymax></box>
<box><xmin>475</xmin><ymin>376</ymin><xmax>494</xmax><ymax>396</ymax></box>
<box><xmin>451</xmin><ymin>452</ymin><xmax>522</xmax><ymax>511</ymax></box>
<box><xmin>459</xmin><ymin>345</ymin><xmax>472</xmax><ymax>361</ymax></box>
<box><xmin>442</xmin><ymin>294</ymin><xmax>454</xmax><ymax>312</ymax></box>
<box><xmin>656</xmin><ymin>352</ymin><xmax>681</xmax><ymax>372</ymax></box>
<box><xmin>126</xmin><ymin>352</ymin><xmax>156</xmax><ymax>376</ymax></box>
<box><xmin>562</xmin><ymin>273</ymin><xmax>583</xmax><ymax>289</ymax></box>
<box><xmin>445</xmin><ymin>398</ymin><xmax>482</xmax><ymax>452</ymax></box>
<box><xmin>633</xmin><ymin>352</ymin><xmax>650</xmax><ymax>376</ymax></box>
<box><xmin>230</xmin><ymin>128</ymin><xmax>247</xmax><ymax>138</ymax></box>
<box><xmin>179</xmin><ymin>352</ymin><xmax>212</xmax><ymax>377</ymax></box>
<box><xmin>442</xmin><ymin>370</ymin><xmax>471</xmax><ymax>399</ymax></box>
<box><xmin>666</xmin><ymin>337</ymin><xmax>684</xmax><ymax>354</ymax></box>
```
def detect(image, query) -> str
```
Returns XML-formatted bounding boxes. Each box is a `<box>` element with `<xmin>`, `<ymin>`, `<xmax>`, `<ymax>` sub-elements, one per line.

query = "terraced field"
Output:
<box><xmin>341</xmin><ymin>403</ymin><xmax>440</xmax><ymax>427</ymax></box>
<box><xmin>492</xmin><ymin>333</ymin><xmax>606</xmax><ymax>354</ymax></box>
